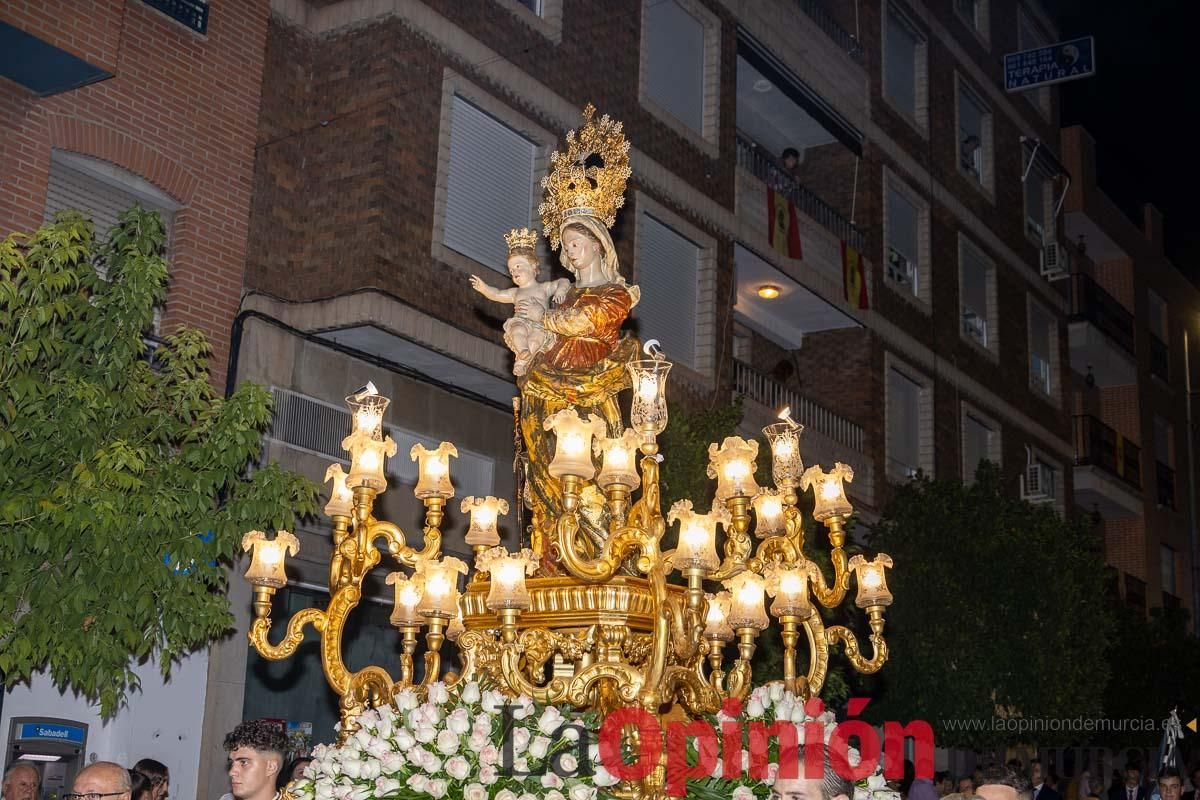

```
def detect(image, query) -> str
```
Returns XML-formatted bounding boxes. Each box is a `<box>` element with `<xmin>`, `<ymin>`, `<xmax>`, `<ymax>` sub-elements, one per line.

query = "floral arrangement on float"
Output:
<box><xmin>286</xmin><ymin>680</ymin><xmax>902</xmax><ymax>800</ymax></box>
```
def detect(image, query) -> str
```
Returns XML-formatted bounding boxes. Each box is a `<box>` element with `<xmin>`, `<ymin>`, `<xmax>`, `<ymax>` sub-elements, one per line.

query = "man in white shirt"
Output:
<box><xmin>222</xmin><ymin>720</ymin><xmax>288</xmax><ymax>800</ymax></box>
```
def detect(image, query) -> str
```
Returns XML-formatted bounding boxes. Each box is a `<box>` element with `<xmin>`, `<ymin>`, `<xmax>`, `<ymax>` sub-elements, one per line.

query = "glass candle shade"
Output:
<box><xmin>627</xmin><ymin>358</ymin><xmax>672</xmax><ymax>440</ymax></box>
<box><xmin>386</xmin><ymin>572</ymin><xmax>423</xmax><ymax>626</ymax></box>
<box><xmin>323</xmin><ymin>463</ymin><xmax>355</xmax><ymax>517</ymax></box>
<box><xmin>763</xmin><ymin>415</ymin><xmax>805</xmax><ymax>489</ymax></box>
<box><xmin>801</xmin><ymin>463</ymin><xmax>854</xmax><ymax>521</ymax></box>
<box><xmin>241</xmin><ymin>530</ymin><xmax>299</xmax><ymax>589</ymax></box>
<box><xmin>484</xmin><ymin>551</ymin><xmax>535</xmax><ymax>611</ymax></box>
<box><xmin>410</xmin><ymin>442</ymin><xmax>457</xmax><ymax>500</ymax></box>
<box><xmin>707</xmin><ymin>436</ymin><xmax>760</xmax><ymax>502</ymax></box>
<box><xmin>751</xmin><ymin>489</ymin><xmax>785</xmax><ymax>537</ymax></box>
<box><xmin>849</xmin><ymin>554</ymin><xmax>894</xmax><ymax>608</ymax></box>
<box><xmin>723</xmin><ymin>571</ymin><xmax>769</xmax><ymax>630</ymax></box>
<box><xmin>345</xmin><ymin>382</ymin><xmax>389</xmax><ymax>440</ymax></box>
<box><xmin>343</xmin><ymin>431</ymin><xmax>397</xmax><ymax>492</ymax></box>
<box><xmin>666</xmin><ymin>500</ymin><xmax>720</xmax><ymax>573</ymax></box>
<box><xmin>416</xmin><ymin>557</ymin><xmax>467</xmax><ymax>618</ymax></box>
<box><xmin>766</xmin><ymin>562</ymin><xmax>817</xmax><ymax>617</ymax></box>
<box><xmin>704</xmin><ymin>591</ymin><xmax>735</xmax><ymax>641</ymax></box>
<box><xmin>594</xmin><ymin>429</ymin><xmax>642</xmax><ymax>491</ymax></box>
<box><xmin>543</xmin><ymin>408</ymin><xmax>606</xmax><ymax>480</ymax></box>
<box><xmin>446</xmin><ymin>607</ymin><xmax>465</xmax><ymax>642</ymax></box>
<box><xmin>461</xmin><ymin>495</ymin><xmax>509</xmax><ymax>548</ymax></box>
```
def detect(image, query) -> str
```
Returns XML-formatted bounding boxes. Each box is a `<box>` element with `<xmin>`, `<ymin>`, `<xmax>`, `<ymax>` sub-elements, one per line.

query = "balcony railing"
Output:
<box><xmin>736</xmin><ymin>134</ymin><xmax>866</xmax><ymax>251</ymax></box>
<box><xmin>733</xmin><ymin>359</ymin><xmax>865</xmax><ymax>453</ymax></box>
<box><xmin>1149</xmin><ymin>333</ymin><xmax>1170</xmax><ymax>382</ymax></box>
<box><xmin>1069</xmin><ymin>274</ymin><xmax>1135</xmax><ymax>355</ymax></box>
<box><xmin>1156</xmin><ymin>460</ymin><xmax>1176</xmax><ymax>510</ymax></box>
<box><xmin>141</xmin><ymin>0</ymin><xmax>209</xmax><ymax>35</ymax></box>
<box><xmin>793</xmin><ymin>0</ymin><xmax>865</xmax><ymax>64</ymax></box>
<box><xmin>1074</xmin><ymin>414</ymin><xmax>1141</xmax><ymax>490</ymax></box>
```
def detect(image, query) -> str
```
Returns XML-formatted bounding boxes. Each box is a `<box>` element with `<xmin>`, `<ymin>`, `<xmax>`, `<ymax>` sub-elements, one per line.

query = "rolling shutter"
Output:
<box><xmin>636</xmin><ymin>214</ymin><xmax>699</xmax><ymax>368</ymax></box>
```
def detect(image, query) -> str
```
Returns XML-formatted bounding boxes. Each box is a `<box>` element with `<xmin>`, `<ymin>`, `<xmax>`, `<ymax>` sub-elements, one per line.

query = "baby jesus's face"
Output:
<box><xmin>507</xmin><ymin>254</ymin><xmax>539</xmax><ymax>287</ymax></box>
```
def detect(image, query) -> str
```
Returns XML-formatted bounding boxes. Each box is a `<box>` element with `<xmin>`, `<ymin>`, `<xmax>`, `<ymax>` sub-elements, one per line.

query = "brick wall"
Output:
<box><xmin>0</xmin><ymin>0</ymin><xmax>272</xmax><ymax>387</ymax></box>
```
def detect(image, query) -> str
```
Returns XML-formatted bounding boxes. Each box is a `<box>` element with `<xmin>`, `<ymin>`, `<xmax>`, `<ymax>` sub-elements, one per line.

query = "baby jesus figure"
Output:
<box><xmin>469</xmin><ymin>228</ymin><xmax>570</xmax><ymax>377</ymax></box>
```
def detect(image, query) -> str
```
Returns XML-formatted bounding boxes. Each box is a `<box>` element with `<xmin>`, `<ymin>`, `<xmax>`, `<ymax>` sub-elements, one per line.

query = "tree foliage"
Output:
<box><xmin>0</xmin><ymin>208</ymin><xmax>318</xmax><ymax>715</ymax></box>
<box><xmin>864</xmin><ymin>463</ymin><xmax>1111</xmax><ymax>748</ymax></box>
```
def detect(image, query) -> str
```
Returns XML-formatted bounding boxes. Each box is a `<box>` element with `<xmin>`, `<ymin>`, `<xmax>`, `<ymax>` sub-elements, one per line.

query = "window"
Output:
<box><xmin>494</xmin><ymin>0</ymin><xmax>563</xmax><ymax>40</ymax></box>
<box><xmin>886</xmin><ymin>358</ymin><xmax>930</xmax><ymax>482</ymax></box>
<box><xmin>1024</xmin><ymin>167</ymin><xmax>1049</xmax><ymax>243</ymax></box>
<box><xmin>884</xmin><ymin>5</ymin><xmax>927</xmax><ymax>132</ymax></box>
<box><xmin>884</xmin><ymin>172</ymin><xmax>929</xmax><ymax>305</ymax></box>
<box><xmin>1161</xmin><ymin>545</ymin><xmax>1177</xmax><ymax>595</ymax></box>
<box><xmin>637</xmin><ymin>214</ymin><xmax>701</xmax><ymax>369</ymax></box>
<box><xmin>640</xmin><ymin>0</ymin><xmax>719</xmax><ymax>149</ymax></box>
<box><xmin>959</xmin><ymin>238</ymin><xmax>995</xmax><ymax>354</ymax></box>
<box><xmin>1018</xmin><ymin>10</ymin><xmax>1051</xmax><ymax>116</ymax></box>
<box><xmin>1154</xmin><ymin>415</ymin><xmax>1173</xmax><ymax>465</ymax></box>
<box><xmin>955</xmin><ymin>0</ymin><xmax>990</xmax><ymax>44</ymax></box>
<box><xmin>962</xmin><ymin>407</ymin><xmax>999</xmax><ymax>483</ymax></box>
<box><xmin>1028</xmin><ymin>299</ymin><xmax>1055</xmax><ymax>397</ymax></box>
<box><xmin>957</xmin><ymin>77</ymin><xmax>992</xmax><ymax>190</ymax></box>
<box><xmin>443</xmin><ymin>95</ymin><xmax>539</xmax><ymax>273</ymax></box>
<box><xmin>1147</xmin><ymin>289</ymin><xmax>1168</xmax><ymax>343</ymax></box>
<box><xmin>1036</xmin><ymin>456</ymin><xmax>1058</xmax><ymax>503</ymax></box>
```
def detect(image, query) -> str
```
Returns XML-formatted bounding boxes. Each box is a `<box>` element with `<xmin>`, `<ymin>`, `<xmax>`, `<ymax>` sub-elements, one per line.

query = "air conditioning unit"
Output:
<box><xmin>887</xmin><ymin>247</ymin><xmax>915</xmax><ymax>286</ymax></box>
<box><xmin>1020</xmin><ymin>462</ymin><xmax>1052</xmax><ymax>502</ymax></box>
<box><xmin>962</xmin><ymin>309</ymin><xmax>987</xmax><ymax>343</ymax></box>
<box><xmin>1040</xmin><ymin>241</ymin><xmax>1070</xmax><ymax>281</ymax></box>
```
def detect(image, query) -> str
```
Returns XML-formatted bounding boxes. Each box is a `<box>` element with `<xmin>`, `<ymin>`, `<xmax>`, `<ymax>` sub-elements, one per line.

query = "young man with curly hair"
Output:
<box><xmin>223</xmin><ymin>721</ymin><xmax>289</xmax><ymax>800</ymax></box>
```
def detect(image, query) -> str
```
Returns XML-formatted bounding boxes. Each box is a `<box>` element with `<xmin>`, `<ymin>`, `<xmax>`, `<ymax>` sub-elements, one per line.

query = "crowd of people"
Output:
<box><xmin>0</xmin><ymin>721</ymin><xmax>303</xmax><ymax>800</ymax></box>
<box><xmin>896</xmin><ymin>760</ymin><xmax>1200</xmax><ymax>800</ymax></box>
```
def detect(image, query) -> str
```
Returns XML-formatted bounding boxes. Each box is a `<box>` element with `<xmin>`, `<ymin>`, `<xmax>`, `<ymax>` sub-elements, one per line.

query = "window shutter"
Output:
<box><xmin>887</xmin><ymin>187</ymin><xmax>919</xmax><ymax>262</ymax></box>
<box><xmin>44</xmin><ymin>159</ymin><xmax>174</xmax><ymax>245</ymax></box>
<box><xmin>444</xmin><ymin>96</ymin><xmax>537</xmax><ymax>273</ymax></box>
<box><xmin>643</xmin><ymin>0</ymin><xmax>705</xmax><ymax>133</ymax></box>
<box><xmin>637</xmin><ymin>214</ymin><xmax>699</xmax><ymax>368</ymax></box>
<box><xmin>962</xmin><ymin>248</ymin><xmax>988</xmax><ymax>317</ymax></box>
<box><xmin>887</xmin><ymin>368</ymin><xmax>920</xmax><ymax>473</ymax></box>
<box><xmin>886</xmin><ymin>9</ymin><xmax>918</xmax><ymax>115</ymax></box>
<box><xmin>1030</xmin><ymin>304</ymin><xmax>1052</xmax><ymax>359</ymax></box>
<box><xmin>963</xmin><ymin>414</ymin><xmax>992</xmax><ymax>480</ymax></box>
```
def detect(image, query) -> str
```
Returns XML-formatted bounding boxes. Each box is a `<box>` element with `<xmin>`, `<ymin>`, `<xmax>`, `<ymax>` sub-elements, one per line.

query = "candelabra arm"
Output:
<box><xmin>723</xmin><ymin>627</ymin><xmax>757</xmax><ymax>700</ymax></box>
<box><xmin>709</xmin><ymin>495</ymin><xmax>753</xmax><ymax>581</ymax></box>
<box><xmin>557</xmin><ymin>507</ymin><xmax>659</xmax><ymax>583</ymax></box>
<box><xmin>825</xmin><ymin>606</ymin><xmax>889</xmax><ymax>674</ymax></box>
<box><xmin>368</xmin><ymin>518</ymin><xmax>441</xmax><ymax>567</ymax></box>
<box><xmin>779</xmin><ymin>616</ymin><xmax>801</xmax><ymax>694</ymax></box>
<box><xmin>248</xmin><ymin>606</ymin><xmax>327</xmax><ymax>662</ymax></box>
<box><xmin>811</xmin><ymin>515</ymin><xmax>850</xmax><ymax>607</ymax></box>
<box><xmin>330</xmin><ymin>516</ymin><xmax>352</xmax><ymax>590</ymax></box>
<box><xmin>497</xmin><ymin>637</ymin><xmax>568</xmax><ymax>703</ymax></box>
<box><xmin>421</xmin><ymin>617</ymin><xmax>447</xmax><ymax>687</ymax></box>
<box><xmin>783</xmin><ymin>504</ymin><xmax>805</xmax><ymax>554</ymax></box>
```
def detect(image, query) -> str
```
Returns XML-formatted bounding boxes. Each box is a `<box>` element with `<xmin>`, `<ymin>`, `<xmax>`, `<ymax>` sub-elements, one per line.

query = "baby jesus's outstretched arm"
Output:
<box><xmin>469</xmin><ymin>274</ymin><xmax>518</xmax><ymax>304</ymax></box>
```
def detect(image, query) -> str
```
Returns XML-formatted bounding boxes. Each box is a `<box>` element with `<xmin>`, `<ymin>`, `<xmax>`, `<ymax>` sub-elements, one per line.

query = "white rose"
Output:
<box><xmin>519</xmin><ymin>794</ymin><xmax>537</xmax><ymax>800</ymax></box>
<box><xmin>360</xmin><ymin>760</ymin><xmax>381</xmax><ymax>780</ymax></box>
<box><xmin>538</xmin><ymin>707</ymin><xmax>565</xmax><ymax>735</ymax></box>
<box><xmin>775</xmin><ymin>701</ymin><xmax>794</xmax><ymax>722</ymax></box>
<box><xmin>769</xmin><ymin>683</ymin><xmax>785</xmax><ymax>702</ymax></box>
<box><xmin>482</xmin><ymin>690</ymin><xmax>506</xmax><ymax>714</ymax></box>
<box><xmin>528</xmin><ymin>735</ymin><xmax>552</xmax><ymax>759</ymax></box>
<box><xmin>315</xmin><ymin>780</ymin><xmax>334</xmax><ymax>800</ymax></box>
<box><xmin>734</xmin><ymin>787</ymin><xmax>756</xmax><ymax>800</ymax></box>
<box><xmin>546</xmin><ymin>792</ymin><xmax>566</xmax><ymax>800</ymax></box>
<box><xmin>541</xmin><ymin>773</ymin><xmax>565</xmax><ymax>789</ymax></box>
<box><xmin>428</xmin><ymin>681</ymin><xmax>450</xmax><ymax>705</ymax></box>
<box><xmin>479</xmin><ymin>745</ymin><xmax>500</xmax><ymax>766</ymax></box>
<box><xmin>406</xmin><ymin>774</ymin><xmax>428</xmax><ymax>793</ymax></box>
<box><xmin>395</xmin><ymin>729</ymin><xmax>416</xmax><ymax>750</ymax></box>
<box><xmin>446</xmin><ymin>756</ymin><xmax>471</xmax><ymax>781</ymax></box>
<box><xmin>559</xmin><ymin>726</ymin><xmax>580</xmax><ymax>742</ymax></box>
<box><xmin>447</xmin><ymin>708</ymin><xmax>472</xmax><ymax>735</ymax></box>
<box><xmin>478</xmin><ymin>765</ymin><xmax>498</xmax><ymax>786</ymax></box>
<box><xmin>428</xmin><ymin>779</ymin><xmax>448</xmax><ymax>799</ymax></box>
<box><xmin>512</xmin><ymin>757</ymin><xmax>530</xmax><ymax>775</ymax></box>
<box><xmin>379</xmin><ymin>751</ymin><xmax>405</xmax><ymax>773</ymax></box>
<box><xmin>568</xmin><ymin>784</ymin><xmax>596</xmax><ymax>800</ymax></box>
<box><xmin>511</xmin><ymin>726</ymin><xmax>531</xmax><ymax>753</ymax></box>
<box><xmin>868</xmin><ymin>775</ymin><xmax>888</xmax><ymax>790</ymax></box>
<box><xmin>422</xmin><ymin>755</ymin><xmax>443</xmax><ymax>775</ymax></box>
<box><xmin>592</xmin><ymin>765</ymin><xmax>620</xmax><ymax>788</ymax></box>
<box><xmin>374</xmin><ymin>776</ymin><xmax>401</xmax><ymax>797</ymax></box>
<box><xmin>468</xmin><ymin>730</ymin><xmax>489</xmax><ymax>750</ymax></box>
<box><xmin>475</xmin><ymin>714</ymin><xmax>494</xmax><ymax>733</ymax></box>
<box><xmin>376</xmin><ymin>713</ymin><xmax>394</xmax><ymax>738</ymax></box>
<box><xmin>495</xmin><ymin>789</ymin><xmax>518</xmax><ymax>800</ymax></box>
<box><xmin>353</xmin><ymin>728</ymin><xmax>373</xmax><ymax>747</ymax></box>
<box><xmin>461</xmin><ymin>682</ymin><xmax>481</xmax><ymax>704</ymax></box>
<box><xmin>558</xmin><ymin>753</ymin><xmax>579</xmax><ymax>775</ymax></box>
<box><xmin>464</xmin><ymin>784</ymin><xmax>488</xmax><ymax>800</ymax></box>
<box><xmin>436</xmin><ymin>728</ymin><xmax>461</xmax><ymax>756</ymax></box>
<box><xmin>747</xmin><ymin>698</ymin><xmax>765</xmax><ymax>718</ymax></box>
<box><xmin>351</xmin><ymin>787</ymin><xmax>374</xmax><ymax>800</ymax></box>
<box><xmin>396</xmin><ymin>690</ymin><xmax>419</xmax><ymax>711</ymax></box>
<box><xmin>340</xmin><ymin>759</ymin><xmax>362</xmax><ymax>780</ymax></box>
<box><xmin>414</xmin><ymin>724</ymin><xmax>437</xmax><ymax>744</ymax></box>
<box><xmin>791</xmin><ymin>705</ymin><xmax>808</xmax><ymax>724</ymax></box>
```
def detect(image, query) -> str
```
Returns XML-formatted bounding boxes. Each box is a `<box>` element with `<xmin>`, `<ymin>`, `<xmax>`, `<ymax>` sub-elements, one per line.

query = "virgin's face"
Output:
<box><xmin>562</xmin><ymin>227</ymin><xmax>600</xmax><ymax>272</ymax></box>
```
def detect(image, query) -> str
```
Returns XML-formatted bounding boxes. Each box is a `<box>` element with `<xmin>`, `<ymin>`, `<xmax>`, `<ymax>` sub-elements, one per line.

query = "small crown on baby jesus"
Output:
<box><xmin>504</xmin><ymin>227</ymin><xmax>540</xmax><ymax>254</ymax></box>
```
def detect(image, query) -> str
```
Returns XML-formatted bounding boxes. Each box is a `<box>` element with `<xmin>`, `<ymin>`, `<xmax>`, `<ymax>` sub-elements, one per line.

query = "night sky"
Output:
<box><xmin>1050</xmin><ymin>1</ymin><xmax>1200</xmax><ymax>279</ymax></box>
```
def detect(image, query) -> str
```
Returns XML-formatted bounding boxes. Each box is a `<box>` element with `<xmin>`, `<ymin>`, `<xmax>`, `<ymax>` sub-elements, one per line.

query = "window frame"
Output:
<box><xmin>960</xmin><ymin>401</ymin><xmax>1001</xmax><ymax>484</ymax></box>
<box><xmin>881</xmin><ymin>3</ymin><xmax>929</xmax><ymax>136</ymax></box>
<box><xmin>954</xmin><ymin>0</ymin><xmax>991</xmax><ymax>48</ymax></box>
<box><xmin>885</xmin><ymin>352</ymin><xmax>934</xmax><ymax>483</ymax></box>
<box><xmin>638</xmin><ymin>0</ymin><xmax>722</xmax><ymax>157</ymax></box>
<box><xmin>882</xmin><ymin>166</ymin><xmax>931</xmax><ymax>310</ymax></box>
<box><xmin>1026</xmin><ymin>294</ymin><xmax>1059</xmax><ymax>404</ymax></box>
<box><xmin>954</xmin><ymin>73</ymin><xmax>994</xmax><ymax>196</ymax></box>
<box><xmin>958</xmin><ymin>234</ymin><xmax>998</xmax><ymax>360</ymax></box>
<box><xmin>1160</xmin><ymin>544</ymin><xmax>1177</xmax><ymax>596</ymax></box>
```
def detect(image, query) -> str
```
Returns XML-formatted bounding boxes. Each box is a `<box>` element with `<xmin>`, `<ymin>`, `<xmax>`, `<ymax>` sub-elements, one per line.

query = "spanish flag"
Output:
<box><xmin>842</xmin><ymin>241</ymin><xmax>868</xmax><ymax>310</ymax></box>
<box><xmin>767</xmin><ymin>188</ymin><xmax>803</xmax><ymax>259</ymax></box>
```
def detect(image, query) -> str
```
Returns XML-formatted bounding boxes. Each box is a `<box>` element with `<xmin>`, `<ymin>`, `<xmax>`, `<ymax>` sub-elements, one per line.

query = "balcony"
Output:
<box><xmin>1149</xmin><ymin>333</ymin><xmax>1170</xmax><ymax>383</ymax></box>
<box><xmin>736</xmin><ymin>134</ymin><xmax>865</xmax><ymax>251</ymax></box>
<box><xmin>792</xmin><ymin>0</ymin><xmax>864</xmax><ymax>65</ymax></box>
<box><xmin>1073</xmin><ymin>414</ymin><xmax>1142</xmax><ymax>519</ymax></box>
<box><xmin>1067</xmin><ymin>274</ymin><xmax>1136</xmax><ymax>387</ymax></box>
<box><xmin>1156</xmin><ymin>460</ymin><xmax>1176</xmax><ymax>510</ymax></box>
<box><xmin>733</xmin><ymin>359</ymin><xmax>873</xmax><ymax>508</ymax></box>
